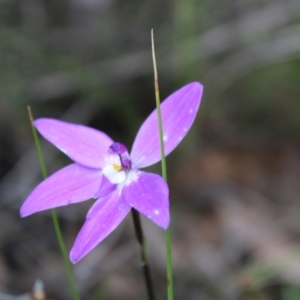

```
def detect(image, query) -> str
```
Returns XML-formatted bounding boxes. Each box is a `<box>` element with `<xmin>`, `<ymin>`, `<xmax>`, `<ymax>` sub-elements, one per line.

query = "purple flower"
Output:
<box><xmin>20</xmin><ymin>82</ymin><xmax>203</xmax><ymax>263</ymax></box>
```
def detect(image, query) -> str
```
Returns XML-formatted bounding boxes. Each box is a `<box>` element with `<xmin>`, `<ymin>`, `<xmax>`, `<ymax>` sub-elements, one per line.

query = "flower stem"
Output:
<box><xmin>131</xmin><ymin>209</ymin><xmax>156</xmax><ymax>300</ymax></box>
<box><xmin>151</xmin><ymin>30</ymin><xmax>174</xmax><ymax>300</ymax></box>
<box><xmin>27</xmin><ymin>107</ymin><xmax>81</xmax><ymax>300</ymax></box>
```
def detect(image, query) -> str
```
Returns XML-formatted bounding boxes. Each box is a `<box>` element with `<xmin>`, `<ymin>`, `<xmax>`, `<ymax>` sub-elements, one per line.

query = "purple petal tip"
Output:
<box><xmin>186</xmin><ymin>81</ymin><xmax>204</xmax><ymax>95</ymax></box>
<box><xmin>20</xmin><ymin>207</ymin><xmax>28</xmax><ymax>218</ymax></box>
<box><xmin>20</xmin><ymin>202</ymin><xmax>36</xmax><ymax>218</ymax></box>
<box><xmin>69</xmin><ymin>251</ymin><xmax>79</xmax><ymax>264</ymax></box>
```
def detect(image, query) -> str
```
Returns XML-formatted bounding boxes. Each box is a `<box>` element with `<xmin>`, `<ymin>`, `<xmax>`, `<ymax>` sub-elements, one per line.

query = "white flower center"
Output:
<box><xmin>102</xmin><ymin>152</ymin><xmax>141</xmax><ymax>187</ymax></box>
<box><xmin>103</xmin><ymin>155</ymin><xmax>126</xmax><ymax>184</ymax></box>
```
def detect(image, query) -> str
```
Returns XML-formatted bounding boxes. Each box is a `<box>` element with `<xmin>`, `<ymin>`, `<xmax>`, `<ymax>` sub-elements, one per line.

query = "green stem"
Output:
<box><xmin>151</xmin><ymin>30</ymin><xmax>174</xmax><ymax>300</ymax></box>
<box><xmin>27</xmin><ymin>107</ymin><xmax>81</xmax><ymax>300</ymax></box>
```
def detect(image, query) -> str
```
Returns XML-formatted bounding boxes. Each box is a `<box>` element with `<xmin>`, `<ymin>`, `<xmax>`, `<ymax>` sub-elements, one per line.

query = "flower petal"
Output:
<box><xmin>131</xmin><ymin>82</ymin><xmax>203</xmax><ymax>168</ymax></box>
<box><xmin>122</xmin><ymin>171</ymin><xmax>169</xmax><ymax>229</ymax></box>
<box><xmin>34</xmin><ymin>118</ymin><xmax>113</xmax><ymax>168</ymax></box>
<box><xmin>94</xmin><ymin>175</ymin><xmax>117</xmax><ymax>199</ymax></box>
<box><xmin>20</xmin><ymin>164</ymin><xmax>102</xmax><ymax>217</ymax></box>
<box><xmin>70</xmin><ymin>191</ymin><xmax>131</xmax><ymax>263</ymax></box>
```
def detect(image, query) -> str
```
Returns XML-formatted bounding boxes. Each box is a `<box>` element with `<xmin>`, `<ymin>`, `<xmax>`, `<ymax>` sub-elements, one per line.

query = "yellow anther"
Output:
<box><xmin>112</xmin><ymin>164</ymin><xmax>122</xmax><ymax>171</ymax></box>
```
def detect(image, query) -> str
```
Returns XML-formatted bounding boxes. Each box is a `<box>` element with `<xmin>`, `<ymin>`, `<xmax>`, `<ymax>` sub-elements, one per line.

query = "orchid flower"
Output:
<box><xmin>20</xmin><ymin>82</ymin><xmax>203</xmax><ymax>263</ymax></box>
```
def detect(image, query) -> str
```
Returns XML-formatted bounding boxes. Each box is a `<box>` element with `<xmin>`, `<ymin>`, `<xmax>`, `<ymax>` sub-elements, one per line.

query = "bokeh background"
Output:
<box><xmin>1</xmin><ymin>0</ymin><xmax>300</xmax><ymax>299</ymax></box>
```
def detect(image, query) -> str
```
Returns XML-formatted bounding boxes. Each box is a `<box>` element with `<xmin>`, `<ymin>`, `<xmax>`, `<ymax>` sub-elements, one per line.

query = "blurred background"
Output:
<box><xmin>1</xmin><ymin>0</ymin><xmax>300</xmax><ymax>299</ymax></box>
